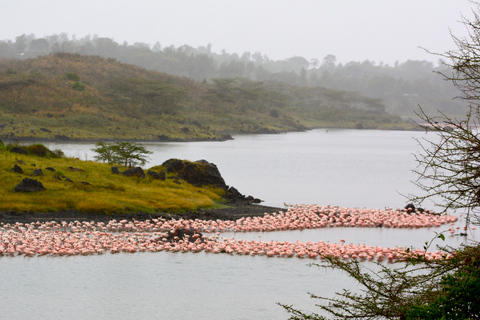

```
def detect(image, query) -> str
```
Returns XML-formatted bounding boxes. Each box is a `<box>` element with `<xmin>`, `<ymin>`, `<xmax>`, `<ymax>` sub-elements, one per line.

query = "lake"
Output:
<box><xmin>1</xmin><ymin>129</ymin><xmax>474</xmax><ymax>319</ymax></box>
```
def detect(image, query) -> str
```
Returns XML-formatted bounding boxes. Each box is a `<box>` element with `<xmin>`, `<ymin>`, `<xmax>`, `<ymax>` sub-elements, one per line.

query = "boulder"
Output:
<box><xmin>147</xmin><ymin>170</ymin><xmax>164</xmax><ymax>180</ymax></box>
<box><xmin>10</xmin><ymin>146</ymin><xmax>27</xmax><ymax>155</ymax></box>
<box><xmin>162</xmin><ymin>159</ymin><xmax>226</xmax><ymax>188</ymax></box>
<box><xmin>11</xmin><ymin>164</ymin><xmax>23</xmax><ymax>173</ymax></box>
<box><xmin>111</xmin><ymin>166</ymin><xmax>120</xmax><ymax>174</ymax></box>
<box><xmin>14</xmin><ymin>178</ymin><xmax>46</xmax><ymax>192</ymax></box>
<box><xmin>45</xmin><ymin>167</ymin><xmax>56</xmax><ymax>172</ymax></box>
<box><xmin>121</xmin><ymin>167</ymin><xmax>145</xmax><ymax>178</ymax></box>
<box><xmin>33</xmin><ymin>169</ymin><xmax>43</xmax><ymax>176</ymax></box>
<box><xmin>224</xmin><ymin>186</ymin><xmax>262</xmax><ymax>204</ymax></box>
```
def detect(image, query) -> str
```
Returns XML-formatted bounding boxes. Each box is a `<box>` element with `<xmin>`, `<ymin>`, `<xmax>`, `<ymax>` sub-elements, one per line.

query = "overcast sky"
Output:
<box><xmin>0</xmin><ymin>0</ymin><xmax>475</xmax><ymax>65</ymax></box>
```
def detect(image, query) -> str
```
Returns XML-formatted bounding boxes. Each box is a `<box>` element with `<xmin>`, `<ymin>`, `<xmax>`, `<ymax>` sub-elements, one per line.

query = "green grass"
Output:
<box><xmin>0</xmin><ymin>149</ymin><xmax>225</xmax><ymax>214</ymax></box>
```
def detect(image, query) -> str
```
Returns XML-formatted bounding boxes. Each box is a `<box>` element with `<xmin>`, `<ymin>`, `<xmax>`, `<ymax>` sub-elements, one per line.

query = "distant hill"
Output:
<box><xmin>0</xmin><ymin>34</ymin><xmax>468</xmax><ymax>118</ymax></box>
<box><xmin>0</xmin><ymin>53</ymin><xmax>417</xmax><ymax>142</ymax></box>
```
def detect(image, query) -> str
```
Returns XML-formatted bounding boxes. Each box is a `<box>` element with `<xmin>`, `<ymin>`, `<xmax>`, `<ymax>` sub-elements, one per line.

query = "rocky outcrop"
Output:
<box><xmin>14</xmin><ymin>178</ymin><xmax>46</xmax><ymax>192</ymax></box>
<box><xmin>147</xmin><ymin>170</ymin><xmax>165</xmax><ymax>180</ymax></box>
<box><xmin>162</xmin><ymin>159</ymin><xmax>227</xmax><ymax>188</ymax></box>
<box><xmin>121</xmin><ymin>167</ymin><xmax>145</xmax><ymax>178</ymax></box>
<box><xmin>11</xmin><ymin>164</ymin><xmax>23</xmax><ymax>173</ymax></box>
<box><xmin>162</xmin><ymin>158</ymin><xmax>262</xmax><ymax>204</ymax></box>
<box><xmin>10</xmin><ymin>146</ymin><xmax>27</xmax><ymax>155</ymax></box>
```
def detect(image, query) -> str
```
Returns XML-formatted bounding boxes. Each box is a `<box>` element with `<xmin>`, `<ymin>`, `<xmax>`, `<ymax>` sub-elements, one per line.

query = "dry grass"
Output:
<box><xmin>0</xmin><ymin>150</ymin><xmax>224</xmax><ymax>213</ymax></box>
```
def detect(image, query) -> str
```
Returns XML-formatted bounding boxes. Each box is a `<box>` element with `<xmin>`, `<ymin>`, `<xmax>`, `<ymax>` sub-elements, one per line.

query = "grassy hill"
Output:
<box><xmin>0</xmin><ymin>53</ymin><xmax>418</xmax><ymax>142</ymax></box>
<box><xmin>0</xmin><ymin>143</ymin><xmax>224</xmax><ymax>213</ymax></box>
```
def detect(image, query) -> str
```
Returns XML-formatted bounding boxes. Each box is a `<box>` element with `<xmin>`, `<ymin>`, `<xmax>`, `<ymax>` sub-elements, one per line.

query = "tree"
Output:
<box><xmin>92</xmin><ymin>142</ymin><xmax>152</xmax><ymax>167</ymax></box>
<box><xmin>279</xmin><ymin>244</ymin><xmax>480</xmax><ymax>320</ymax></box>
<box><xmin>280</xmin><ymin>3</ymin><xmax>480</xmax><ymax>319</ymax></box>
<box><xmin>409</xmin><ymin>1</ymin><xmax>480</xmax><ymax>225</ymax></box>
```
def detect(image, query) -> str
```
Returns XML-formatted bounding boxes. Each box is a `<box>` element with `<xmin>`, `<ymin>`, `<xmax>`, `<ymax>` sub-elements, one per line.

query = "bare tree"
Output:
<box><xmin>280</xmin><ymin>3</ymin><xmax>480</xmax><ymax>319</ymax></box>
<box><xmin>409</xmin><ymin>1</ymin><xmax>480</xmax><ymax>226</ymax></box>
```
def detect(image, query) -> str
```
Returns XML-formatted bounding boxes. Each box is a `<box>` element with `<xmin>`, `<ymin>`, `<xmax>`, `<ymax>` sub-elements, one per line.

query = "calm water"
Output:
<box><xmin>2</xmin><ymin>129</ymin><xmax>474</xmax><ymax>320</ymax></box>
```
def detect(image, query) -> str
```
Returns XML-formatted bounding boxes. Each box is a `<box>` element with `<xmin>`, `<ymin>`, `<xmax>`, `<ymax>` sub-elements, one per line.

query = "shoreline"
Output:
<box><xmin>0</xmin><ymin>125</ymin><xmax>423</xmax><ymax>145</ymax></box>
<box><xmin>0</xmin><ymin>203</ymin><xmax>285</xmax><ymax>224</ymax></box>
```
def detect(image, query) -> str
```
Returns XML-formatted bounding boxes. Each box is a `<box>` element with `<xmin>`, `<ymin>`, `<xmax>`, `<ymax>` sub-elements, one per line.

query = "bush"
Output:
<box><xmin>63</xmin><ymin>72</ymin><xmax>80</xmax><ymax>81</ymax></box>
<box><xmin>72</xmin><ymin>81</ymin><xmax>85</xmax><ymax>91</ymax></box>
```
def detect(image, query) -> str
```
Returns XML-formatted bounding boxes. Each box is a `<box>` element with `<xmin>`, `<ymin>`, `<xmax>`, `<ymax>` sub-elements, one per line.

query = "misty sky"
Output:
<box><xmin>0</xmin><ymin>0</ymin><xmax>474</xmax><ymax>64</ymax></box>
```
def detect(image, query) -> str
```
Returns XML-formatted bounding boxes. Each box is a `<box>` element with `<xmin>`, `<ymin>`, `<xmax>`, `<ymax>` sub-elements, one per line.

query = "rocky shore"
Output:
<box><xmin>0</xmin><ymin>203</ymin><xmax>284</xmax><ymax>224</ymax></box>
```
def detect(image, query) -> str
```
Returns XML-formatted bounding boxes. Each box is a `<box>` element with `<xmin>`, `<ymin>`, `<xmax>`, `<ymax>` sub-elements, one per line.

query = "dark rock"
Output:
<box><xmin>33</xmin><ymin>169</ymin><xmax>43</xmax><ymax>176</ymax></box>
<box><xmin>67</xmin><ymin>166</ymin><xmax>84</xmax><ymax>172</ymax></box>
<box><xmin>121</xmin><ymin>167</ymin><xmax>145</xmax><ymax>178</ymax></box>
<box><xmin>10</xmin><ymin>146</ymin><xmax>27</xmax><ymax>155</ymax></box>
<box><xmin>11</xmin><ymin>164</ymin><xmax>23</xmax><ymax>173</ymax></box>
<box><xmin>40</xmin><ymin>128</ymin><xmax>51</xmax><ymax>133</ymax></box>
<box><xmin>162</xmin><ymin>159</ymin><xmax>227</xmax><ymax>188</ymax></box>
<box><xmin>65</xmin><ymin>178</ymin><xmax>73</xmax><ymax>182</ymax></box>
<box><xmin>45</xmin><ymin>167</ymin><xmax>55</xmax><ymax>172</ymax></box>
<box><xmin>111</xmin><ymin>166</ymin><xmax>120</xmax><ymax>174</ymax></box>
<box><xmin>404</xmin><ymin>203</ymin><xmax>415</xmax><ymax>212</ymax></box>
<box><xmin>147</xmin><ymin>170</ymin><xmax>161</xmax><ymax>179</ymax></box>
<box><xmin>14</xmin><ymin>178</ymin><xmax>46</xmax><ymax>192</ymax></box>
<box><xmin>79</xmin><ymin>181</ymin><xmax>91</xmax><ymax>186</ymax></box>
<box><xmin>158</xmin><ymin>227</ymin><xmax>203</xmax><ymax>243</ymax></box>
<box><xmin>224</xmin><ymin>186</ymin><xmax>262</xmax><ymax>204</ymax></box>
<box><xmin>224</xmin><ymin>186</ymin><xmax>243</xmax><ymax>201</ymax></box>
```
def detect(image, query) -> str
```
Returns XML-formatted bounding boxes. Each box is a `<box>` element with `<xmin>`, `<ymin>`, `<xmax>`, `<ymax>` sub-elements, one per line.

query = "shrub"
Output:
<box><xmin>72</xmin><ymin>81</ymin><xmax>86</xmax><ymax>91</ymax></box>
<box><xmin>63</xmin><ymin>72</ymin><xmax>80</xmax><ymax>81</ymax></box>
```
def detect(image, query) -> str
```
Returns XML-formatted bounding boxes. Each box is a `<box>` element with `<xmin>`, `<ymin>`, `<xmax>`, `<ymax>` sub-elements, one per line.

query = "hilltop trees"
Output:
<box><xmin>0</xmin><ymin>33</ymin><xmax>467</xmax><ymax>117</ymax></box>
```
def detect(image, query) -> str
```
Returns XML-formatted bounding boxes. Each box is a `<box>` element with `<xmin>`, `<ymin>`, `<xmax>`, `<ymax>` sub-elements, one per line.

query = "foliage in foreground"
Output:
<box><xmin>281</xmin><ymin>3</ymin><xmax>480</xmax><ymax>318</ymax></box>
<box><xmin>279</xmin><ymin>243</ymin><xmax>480</xmax><ymax>320</ymax></box>
<box><xmin>0</xmin><ymin>145</ymin><xmax>223</xmax><ymax>213</ymax></box>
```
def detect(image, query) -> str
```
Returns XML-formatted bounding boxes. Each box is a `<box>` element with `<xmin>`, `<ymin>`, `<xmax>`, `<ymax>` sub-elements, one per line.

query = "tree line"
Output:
<box><xmin>0</xmin><ymin>33</ymin><xmax>467</xmax><ymax>117</ymax></box>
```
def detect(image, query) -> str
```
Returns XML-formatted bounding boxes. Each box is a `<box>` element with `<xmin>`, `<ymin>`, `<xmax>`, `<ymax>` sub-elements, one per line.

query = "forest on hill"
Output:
<box><xmin>0</xmin><ymin>34</ymin><xmax>468</xmax><ymax>118</ymax></box>
<box><xmin>0</xmin><ymin>52</ymin><xmax>414</xmax><ymax>142</ymax></box>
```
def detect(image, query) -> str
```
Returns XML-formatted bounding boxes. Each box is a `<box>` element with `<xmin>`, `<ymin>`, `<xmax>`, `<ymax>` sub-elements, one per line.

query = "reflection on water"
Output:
<box><xmin>4</xmin><ymin>129</ymin><xmax>473</xmax><ymax>319</ymax></box>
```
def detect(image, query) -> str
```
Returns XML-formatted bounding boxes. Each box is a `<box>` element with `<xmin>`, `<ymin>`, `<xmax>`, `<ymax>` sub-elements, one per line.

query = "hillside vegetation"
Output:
<box><xmin>0</xmin><ymin>53</ymin><xmax>416</xmax><ymax>142</ymax></box>
<box><xmin>0</xmin><ymin>143</ymin><xmax>223</xmax><ymax>213</ymax></box>
<box><xmin>0</xmin><ymin>34</ymin><xmax>468</xmax><ymax>118</ymax></box>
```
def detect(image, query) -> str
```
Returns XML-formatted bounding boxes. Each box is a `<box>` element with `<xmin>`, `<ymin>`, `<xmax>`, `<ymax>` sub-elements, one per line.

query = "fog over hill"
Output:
<box><xmin>0</xmin><ymin>33</ymin><xmax>469</xmax><ymax>118</ymax></box>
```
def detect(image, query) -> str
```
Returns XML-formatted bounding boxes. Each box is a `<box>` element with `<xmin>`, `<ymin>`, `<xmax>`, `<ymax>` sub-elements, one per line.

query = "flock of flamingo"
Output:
<box><xmin>0</xmin><ymin>204</ymin><xmax>472</xmax><ymax>261</ymax></box>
